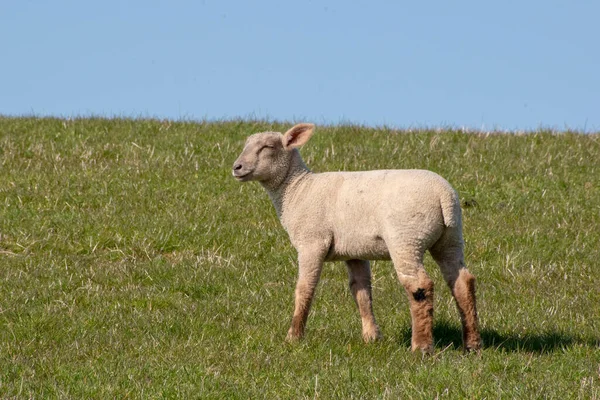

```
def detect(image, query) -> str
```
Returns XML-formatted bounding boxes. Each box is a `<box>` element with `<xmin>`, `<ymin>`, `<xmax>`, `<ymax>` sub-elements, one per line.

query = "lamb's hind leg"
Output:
<box><xmin>390</xmin><ymin>252</ymin><xmax>435</xmax><ymax>354</ymax></box>
<box><xmin>431</xmin><ymin>242</ymin><xmax>481</xmax><ymax>352</ymax></box>
<box><xmin>346</xmin><ymin>259</ymin><xmax>381</xmax><ymax>342</ymax></box>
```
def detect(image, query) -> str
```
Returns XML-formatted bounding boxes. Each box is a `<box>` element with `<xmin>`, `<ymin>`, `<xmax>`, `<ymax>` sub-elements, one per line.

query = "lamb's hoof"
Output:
<box><xmin>464</xmin><ymin>339</ymin><xmax>482</xmax><ymax>353</ymax></box>
<box><xmin>412</xmin><ymin>343</ymin><xmax>434</xmax><ymax>355</ymax></box>
<box><xmin>362</xmin><ymin>329</ymin><xmax>383</xmax><ymax>343</ymax></box>
<box><xmin>285</xmin><ymin>330</ymin><xmax>303</xmax><ymax>343</ymax></box>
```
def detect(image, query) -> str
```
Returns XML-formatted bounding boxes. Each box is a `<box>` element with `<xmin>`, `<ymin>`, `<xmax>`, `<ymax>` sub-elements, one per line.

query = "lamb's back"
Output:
<box><xmin>324</xmin><ymin>169</ymin><xmax>457</xmax><ymax>260</ymax></box>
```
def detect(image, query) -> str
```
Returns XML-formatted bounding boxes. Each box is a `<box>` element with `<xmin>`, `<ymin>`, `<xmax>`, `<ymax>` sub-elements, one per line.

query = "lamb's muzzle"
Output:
<box><xmin>233</xmin><ymin>123</ymin><xmax>482</xmax><ymax>353</ymax></box>
<box><xmin>232</xmin><ymin>161</ymin><xmax>253</xmax><ymax>181</ymax></box>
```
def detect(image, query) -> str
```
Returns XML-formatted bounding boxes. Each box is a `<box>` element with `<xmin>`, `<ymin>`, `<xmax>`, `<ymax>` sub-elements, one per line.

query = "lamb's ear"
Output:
<box><xmin>282</xmin><ymin>123</ymin><xmax>315</xmax><ymax>149</ymax></box>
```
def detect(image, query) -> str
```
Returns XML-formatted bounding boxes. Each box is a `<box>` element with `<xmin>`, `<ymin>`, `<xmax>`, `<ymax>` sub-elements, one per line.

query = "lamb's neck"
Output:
<box><xmin>262</xmin><ymin>152</ymin><xmax>311</xmax><ymax>219</ymax></box>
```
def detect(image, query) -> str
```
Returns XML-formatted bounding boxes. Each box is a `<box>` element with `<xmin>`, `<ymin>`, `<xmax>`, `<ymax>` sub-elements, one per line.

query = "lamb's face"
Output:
<box><xmin>232</xmin><ymin>132</ymin><xmax>290</xmax><ymax>183</ymax></box>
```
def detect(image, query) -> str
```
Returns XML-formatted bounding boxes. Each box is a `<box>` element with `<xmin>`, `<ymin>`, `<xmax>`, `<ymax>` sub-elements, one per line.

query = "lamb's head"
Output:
<box><xmin>232</xmin><ymin>123</ymin><xmax>314</xmax><ymax>184</ymax></box>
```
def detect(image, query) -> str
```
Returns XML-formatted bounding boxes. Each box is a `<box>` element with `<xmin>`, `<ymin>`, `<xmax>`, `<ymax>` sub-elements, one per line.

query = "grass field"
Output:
<box><xmin>0</xmin><ymin>117</ymin><xmax>599</xmax><ymax>398</ymax></box>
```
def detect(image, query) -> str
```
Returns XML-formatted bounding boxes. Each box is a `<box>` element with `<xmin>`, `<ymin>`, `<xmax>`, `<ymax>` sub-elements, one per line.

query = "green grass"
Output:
<box><xmin>0</xmin><ymin>116</ymin><xmax>599</xmax><ymax>398</ymax></box>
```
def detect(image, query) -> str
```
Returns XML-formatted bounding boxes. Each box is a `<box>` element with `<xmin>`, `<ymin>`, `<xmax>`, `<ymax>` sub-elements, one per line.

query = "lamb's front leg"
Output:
<box><xmin>346</xmin><ymin>259</ymin><xmax>382</xmax><ymax>342</ymax></box>
<box><xmin>286</xmin><ymin>251</ymin><xmax>325</xmax><ymax>341</ymax></box>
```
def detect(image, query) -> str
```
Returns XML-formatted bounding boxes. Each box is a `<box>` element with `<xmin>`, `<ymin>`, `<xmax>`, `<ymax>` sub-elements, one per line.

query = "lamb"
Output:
<box><xmin>232</xmin><ymin>123</ymin><xmax>481</xmax><ymax>353</ymax></box>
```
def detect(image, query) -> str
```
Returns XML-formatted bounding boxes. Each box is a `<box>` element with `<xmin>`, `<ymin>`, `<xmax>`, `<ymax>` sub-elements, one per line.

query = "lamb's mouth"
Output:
<box><xmin>233</xmin><ymin>171</ymin><xmax>252</xmax><ymax>181</ymax></box>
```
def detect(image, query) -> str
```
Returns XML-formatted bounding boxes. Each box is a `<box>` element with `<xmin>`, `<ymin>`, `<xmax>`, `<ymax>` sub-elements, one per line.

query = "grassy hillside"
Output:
<box><xmin>0</xmin><ymin>117</ymin><xmax>598</xmax><ymax>398</ymax></box>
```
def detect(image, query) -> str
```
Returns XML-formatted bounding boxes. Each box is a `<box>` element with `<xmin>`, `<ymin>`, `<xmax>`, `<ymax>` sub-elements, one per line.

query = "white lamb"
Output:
<box><xmin>232</xmin><ymin>123</ymin><xmax>481</xmax><ymax>353</ymax></box>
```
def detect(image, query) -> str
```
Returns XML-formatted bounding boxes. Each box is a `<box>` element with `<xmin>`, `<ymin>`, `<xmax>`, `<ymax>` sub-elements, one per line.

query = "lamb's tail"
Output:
<box><xmin>440</xmin><ymin>189</ymin><xmax>461</xmax><ymax>228</ymax></box>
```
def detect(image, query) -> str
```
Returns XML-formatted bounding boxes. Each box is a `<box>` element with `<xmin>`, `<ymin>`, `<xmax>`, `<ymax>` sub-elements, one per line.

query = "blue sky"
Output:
<box><xmin>1</xmin><ymin>0</ymin><xmax>598</xmax><ymax>131</ymax></box>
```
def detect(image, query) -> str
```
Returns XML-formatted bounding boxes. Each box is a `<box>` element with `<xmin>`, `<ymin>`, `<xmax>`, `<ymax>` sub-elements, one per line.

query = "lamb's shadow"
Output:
<box><xmin>400</xmin><ymin>319</ymin><xmax>599</xmax><ymax>353</ymax></box>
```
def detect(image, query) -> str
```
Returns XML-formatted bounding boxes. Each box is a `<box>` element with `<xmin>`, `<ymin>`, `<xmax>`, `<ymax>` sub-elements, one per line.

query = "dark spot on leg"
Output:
<box><xmin>413</xmin><ymin>288</ymin><xmax>426</xmax><ymax>302</ymax></box>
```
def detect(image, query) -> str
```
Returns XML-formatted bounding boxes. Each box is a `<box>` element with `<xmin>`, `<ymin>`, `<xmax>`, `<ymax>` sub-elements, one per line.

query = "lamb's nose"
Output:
<box><xmin>233</xmin><ymin>163</ymin><xmax>243</xmax><ymax>171</ymax></box>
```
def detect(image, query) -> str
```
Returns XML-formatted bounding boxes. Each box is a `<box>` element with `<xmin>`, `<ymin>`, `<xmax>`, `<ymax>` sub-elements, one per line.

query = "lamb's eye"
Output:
<box><xmin>261</xmin><ymin>145</ymin><xmax>274</xmax><ymax>152</ymax></box>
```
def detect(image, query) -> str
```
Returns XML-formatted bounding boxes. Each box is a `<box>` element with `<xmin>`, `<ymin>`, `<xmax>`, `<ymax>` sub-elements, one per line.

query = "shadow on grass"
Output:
<box><xmin>400</xmin><ymin>320</ymin><xmax>599</xmax><ymax>353</ymax></box>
